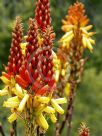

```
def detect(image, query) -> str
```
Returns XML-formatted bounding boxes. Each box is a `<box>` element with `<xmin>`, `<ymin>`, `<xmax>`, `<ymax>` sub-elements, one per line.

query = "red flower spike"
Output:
<box><xmin>6</xmin><ymin>16</ymin><xmax>24</xmax><ymax>75</ymax></box>
<box><xmin>26</xmin><ymin>18</ymin><xmax>38</xmax><ymax>59</ymax></box>
<box><xmin>79</xmin><ymin>123</ymin><xmax>90</xmax><ymax>136</ymax></box>
<box><xmin>16</xmin><ymin>6</ymin><xmax>56</xmax><ymax>96</ymax></box>
<box><xmin>17</xmin><ymin>19</ymin><xmax>39</xmax><ymax>88</ymax></box>
<box><xmin>63</xmin><ymin>2</ymin><xmax>89</xmax><ymax>27</ymax></box>
<box><xmin>42</xmin><ymin>26</ymin><xmax>55</xmax><ymax>88</ymax></box>
<box><xmin>35</xmin><ymin>0</ymin><xmax>51</xmax><ymax>30</ymax></box>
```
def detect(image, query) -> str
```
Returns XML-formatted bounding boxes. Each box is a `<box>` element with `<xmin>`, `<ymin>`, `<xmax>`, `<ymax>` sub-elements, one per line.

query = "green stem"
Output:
<box><xmin>0</xmin><ymin>123</ymin><xmax>5</xmax><ymax>136</ymax></box>
<box><xmin>12</xmin><ymin>120</ymin><xmax>17</xmax><ymax>136</ymax></box>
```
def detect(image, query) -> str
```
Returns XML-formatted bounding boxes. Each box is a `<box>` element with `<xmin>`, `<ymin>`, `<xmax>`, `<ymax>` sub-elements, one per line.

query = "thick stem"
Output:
<box><xmin>25</xmin><ymin>107</ymin><xmax>37</xmax><ymax>136</ymax></box>
<box><xmin>59</xmin><ymin>81</ymin><xmax>76</xmax><ymax>136</ymax></box>
<box><xmin>25</xmin><ymin>121</ymin><xmax>37</xmax><ymax>136</ymax></box>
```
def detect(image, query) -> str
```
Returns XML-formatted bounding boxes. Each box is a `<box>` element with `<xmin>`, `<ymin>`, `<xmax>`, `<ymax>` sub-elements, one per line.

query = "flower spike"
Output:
<box><xmin>6</xmin><ymin>16</ymin><xmax>24</xmax><ymax>75</ymax></box>
<box><xmin>78</xmin><ymin>123</ymin><xmax>90</xmax><ymax>136</ymax></box>
<box><xmin>60</xmin><ymin>2</ymin><xmax>96</xmax><ymax>52</ymax></box>
<box><xmin>35</xmin><ymin>0</ymin><xmax>51</xmax><ymax>31</ymax></box>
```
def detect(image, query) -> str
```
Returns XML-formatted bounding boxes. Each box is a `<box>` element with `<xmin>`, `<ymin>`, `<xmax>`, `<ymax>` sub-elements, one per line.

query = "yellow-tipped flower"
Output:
<box><xmin>8</xmin><ymin>113</ymin><xmax>17</xmax><ymax>123</ymax></box>
<box><xmin>64</xmin><ymin>83</ymin><xmax>70</xmax><ymax>96</ymax></box>
<box><xmin>50</xmin><ymin>114</ymin><xmax>57</xmax><ymax>123</ymax></box>
<box><xmin>55</xmin><ymin>98</ymin><xmax>67</xmax><ymax>104</ymax></box>
<box><xmin>36</xmin><ymin>96</ymin><xmax>50</xmax><ymax>104</ymax></box>
<box><xmin>0</xmin><ymin>87</ymin><xmax>8</xmax><ymax>96</ymax></box>
<box><xmin>3</xmin><ymin>96</ymin><xmax>20</xmax><ymax>108</ymax></box>
<box><xmin>51</xmin><ymin>99</ymin><xmax>64</xmax><ymax>114</ymax></box>
<box><xmin>36</xmin><ymin>113</ymin><xmax>49</xmax><ymax>130</ymax></box>
<box><xmin>44</xmin><ymin>106</ymin><xmax>55</xmax><ymax>114</ymax></box>
<box><xmin>61</xmin><ymin>25</ymin><xmax>74</xmax><ymax>32</ymax></box>
<box><xmin>0</xmin><ymin>76</ymin><xmax>10</xmax><ymax>85</ymax></box>
<box><xmin>59</xmin><ymin>31</ymin><xmax>74</xmax><ymax>46</ymax></box>
<box><xmin>18</xmin><ymin>94</ymin><xmax>29</xmax><ymax>112</ymax></box>
<box><xmin>12</xmin><ymin>83</ymin><xmax>24</xmax><ymax>98</ymax></box>
<box><xmin>54</xmin><ymin>70</ymin><xmax>60</xmax><ymax>82</ymax></box>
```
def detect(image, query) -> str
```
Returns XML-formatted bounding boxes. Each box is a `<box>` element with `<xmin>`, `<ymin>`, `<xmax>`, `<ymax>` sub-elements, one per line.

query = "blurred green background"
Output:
<box><xmin>0</xmin><ymin>0</ymin><xmax>102</xmax><ymax>135</ymax></box>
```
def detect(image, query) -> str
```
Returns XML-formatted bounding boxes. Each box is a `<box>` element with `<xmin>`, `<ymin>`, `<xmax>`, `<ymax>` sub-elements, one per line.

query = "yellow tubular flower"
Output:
<box><xmin>6</xmin><ymin>96</ymin><xmax>19</xmax><ymax>102</ymax></box>
<box><xmin>89</xmin><ymin>38</ymin><xmax>95</xmax><ymax>45</ymax></box>
<box><xmin>43</xmin><ymin>106</ymin><xmax>55</xmax><ymax>114</ymax></box>
<box><xmin>36</xmin><ymin>104</ymin><xmax>46</xmax><ymax>115</ymax></box>
<box><xmin>51</xmin><ymin>99</ymin><xmax>64</xmax><ymax>114</ymax></box>
<box><xmin>3</xmin><ymin>96</ymin><xmax>20</xmax><ymax>108</ymax></box>
<box><xmin>61</xmin><ymin>25</ymin><xmax>74</xmax><ymax>32</ymax></box>
<box><xmin>61</xmin><ymin>69</ymin><xmax>66</xmax><ymax>76</ymax></box>
<box><xmin>18</xmin><ymin>94</ymin><xmax>29</xmax><ymax>112</ymax></box>
<box><xmin>12</xmin><ymin>83</ymin><xmax>24</xmax><ymax>98</ymax></box>
<box><xmin>36</xmin><ymin>113</ymin><xmax>49</xmax><ymax>130</ymax></box>
<box><xmin>3</xmin><ymin>101</ymin><xmax>19</xmax><ymax>108</ymax></box>
<box><xmin>59</xmin><ymin>31</ymin><xmax>74</xmax><ymax>44</ymax></box>
<box><xmin>8</xmin><ymin>113</ymin><xmax>17</xmax><ymax>123</ymax></box>
<box><xmin>54</xmin><ymin>70</ymin><xmax>60</xmax><ymax>82</ymax></box>
<box><xmin>0</xmin><ymin>76</ymin><xmax>10</xmax><ymax>85</ymax></box>
<box><xmin>64</xmin><ymin>83</ymin><xmax>71</xmax><ymax>96</ymax></box>
<box><xmin>85</xmin><ymin>38</ymin><xmax>93</xmax><ymax>52</ymax></box>
<box><xmin>50</xmin><ymin>114</ymin><xmax>57</xmax><ymax>123</ymax></box>
<box><xmin>0</xmin><ymin>87</ymin><xmax>8</xmax><ymax>96</ymax></box>
<box><xmin>36</xmin><ymin>96</ymin><xmax>50</xmax><ymax>104</ymax></box>
<box><xmin>83</xmin><ymin>25</ymin><xmax>93</xmax><ymax>31</ymax></box>
<box><xmin>55</xmin><ymin>98</ymin><xmax>67</xmax><ymax>104</ymax></box>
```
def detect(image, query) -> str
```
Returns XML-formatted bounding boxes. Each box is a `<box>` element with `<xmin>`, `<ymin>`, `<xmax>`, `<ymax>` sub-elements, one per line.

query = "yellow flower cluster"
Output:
<box><xmin>60</xmin><ymin>24</ymin><xmax>95</xmax><ymax>52</ymax></box>
<box><xmin>0</xmin><ymin>75</ymin><xmax>66</xmax><ymax>131</ymax></box>
<box><xmin>59</xmin><ymin>2</ymin><xmax>96</xmax><ymax>52</ymax></box>
<box><xmin>53</xmin><ymin>51</ymin><xmax>71</xmax><ymax>97</ymax></box>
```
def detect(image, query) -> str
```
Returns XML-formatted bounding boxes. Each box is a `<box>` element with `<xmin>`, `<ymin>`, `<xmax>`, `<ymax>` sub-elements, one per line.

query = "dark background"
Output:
<box><xmin>0</xmin><ymin>0</ymin><xmax>102</xmax><ymax>135</ymax></box>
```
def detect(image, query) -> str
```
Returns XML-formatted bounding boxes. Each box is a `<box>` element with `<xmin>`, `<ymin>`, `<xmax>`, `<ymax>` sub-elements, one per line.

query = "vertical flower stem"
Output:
<box><xmin>10</xmin><ymin>128</ymin><xmax>14</xmax><ymax>136</ymax></box>
<box><xmin>0</xmin><ymin>123</ymin><xmax>5</xmax><ymax>136</ymax></box>
<box><xmin>25</xmin><ymin>122</ymin><xmax>37</xmax><ymax>136</ymax></box>
<box><xmin>66</xmin><ymin>81</ymin><xmax>76</xmax><ymax>136</ymax></box>
<box><xmin>55</xmin><ymin>113</ymin><xmax>60</xmax><ymax>136</ymax></box>
<box><xmin>37</xmin><ymin>127</ymin><xmax>45</xmax><ymax>136</ymax></box>
<box><xmin>12</xmin><ymin>120</ymin><xmax>17</xmax><ymax>136</ymax></box>
<box><xmin>59</xmin><ymin>81</ymin><xmax>76</xmax><ymax>136</ymax></box>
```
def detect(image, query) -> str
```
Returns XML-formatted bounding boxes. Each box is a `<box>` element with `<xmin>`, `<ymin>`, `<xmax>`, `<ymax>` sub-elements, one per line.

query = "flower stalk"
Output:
<box><xmin>0</xmin><ymin>1</ymin><xmax>66</xmax><ymax>136</ymax></box>
<box><xmin>54</xmin><ymin>2</ymin><xmax>96</xmax><ymax>136</ymax></box>
<box><xmin>0</xmin><ymin>123</ymin><xmax>5</xmax><ymax>136</ymax></box>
